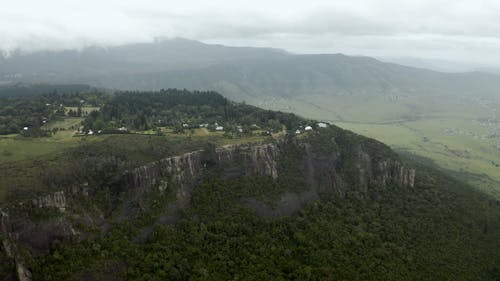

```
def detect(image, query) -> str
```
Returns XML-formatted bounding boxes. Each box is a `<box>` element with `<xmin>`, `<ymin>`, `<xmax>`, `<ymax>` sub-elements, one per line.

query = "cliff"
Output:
<box><xmin>1</xmin><ymin>139</ymin><xmax>415</xmax><ymax>223</ymax></box>
<box><xmin>0</xmin><ymin>138</ymin><xmax>415</xmax><ymax>280</ymax></box>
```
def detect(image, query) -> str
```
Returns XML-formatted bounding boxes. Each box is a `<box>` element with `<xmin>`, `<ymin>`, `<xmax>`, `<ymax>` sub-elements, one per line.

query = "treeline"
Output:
<box><xmin>1</xmin><ymin>89</ymin><xmax>307</xmax><ymax>136</ymax></box>
<box><xmin>0</xmin><ymin>83</ymin><xmax>92</xmax><ymax>98</ymax></box>
<box><xmin>83</xmin><ymin>89</ymin><xmax>304</xmax><ymax>133</ymax></box>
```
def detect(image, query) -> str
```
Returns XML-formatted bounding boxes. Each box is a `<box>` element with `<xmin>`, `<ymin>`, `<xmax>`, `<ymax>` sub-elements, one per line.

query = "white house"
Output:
<box><xmin>23</xmin><ymin>127</ymin><xmax>28</xmax><ymax>131</ymax></box>
<box><xmin>317</xmin><ymin>122</ymin><xmax>328</xmax><ymax>128</ymax></box>
<box><xmin>118</xmin><ymin>127</ymin><xmax>127</xmax><ymax>132</ymax></box>
<box><xmin>87</xmin><ymin>130</ymin><xmax>94</xmax><ymax>135</ymax></box>
<box><xmin>215</xmin><ymin>126</ymin><xmax>224</xmax><ymax>131</ymax></box>
<box><xmin>305</xmin><ymin>126</ymin><xmax>313</xmax><ymax>131</ymax></box>
<box><xmin>182</xmin><ymin>123</ymin><xmax>189</xmax><ymax>128</ymax></box>
<box><xmin>295</xmin><ymin>129</ymin><xmax>301</xmax><ymax>134</ymax></box>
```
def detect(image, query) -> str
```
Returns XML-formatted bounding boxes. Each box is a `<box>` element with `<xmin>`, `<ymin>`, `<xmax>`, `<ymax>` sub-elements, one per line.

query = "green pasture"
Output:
<box><xmin>0</xmin><ymin>121</ymin><xmax>269</xmax><ymax>202</ymax></box>
<box><xmin>335</xmin><ymin>118</ymin><xmax>500</xmax><ymax>198</ymax></box>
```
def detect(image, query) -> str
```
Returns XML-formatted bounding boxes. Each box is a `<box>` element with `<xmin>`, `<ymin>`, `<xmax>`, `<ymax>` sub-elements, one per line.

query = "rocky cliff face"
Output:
<box><xmin>5</xmin><ymin>140</ymin><xmax>415</xmax><ymax>217</ymax></box>
<box><xmin>0</xmin><ymin>140</ymin><xmax>415</xmax><ymax>280</ymax></box>
<box><xmin>116</xmin><ymin>143</ymin><xmax>279</xmax><ymax>206</ymax></box>
<box><xmin>1</xmin><ymin>211</ymin><xmax>32</xmax><ymax>281</ymax></box>
<box><xmin>300</xmin><ymin>143</ymin><xmax>415</xmax><ymax>195</ymax></box>
<box><xmin>31</xmin><ymin>191</ymin><xmax>67</xmax><ymax>211</ymax></box>
<box><xmin>376</xmin><ymin>158</ymin><xmax>416</xmax><ymax>188</ymax></box>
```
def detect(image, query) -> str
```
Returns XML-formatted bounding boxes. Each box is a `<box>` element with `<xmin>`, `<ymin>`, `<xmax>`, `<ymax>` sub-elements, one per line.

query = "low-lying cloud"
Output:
<box><xmin>2</xmin><ymin>0</ymin><xmax>500</xmax><ymax>64</ymax></box>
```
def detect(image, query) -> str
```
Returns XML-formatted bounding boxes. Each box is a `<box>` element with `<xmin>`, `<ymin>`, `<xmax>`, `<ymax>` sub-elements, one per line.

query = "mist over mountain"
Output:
<box><xmin>2</xmin><ymin>38</ymin><xmax>500</xmax><ymax>106</ymax></box>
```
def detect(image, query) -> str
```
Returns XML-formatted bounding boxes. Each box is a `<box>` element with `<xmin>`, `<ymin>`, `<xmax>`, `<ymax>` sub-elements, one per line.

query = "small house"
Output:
<box><xmin>317</xmin><ymin>122</ymin><xmax>328</xmax><ymax>128</ymax></box>
<box><xmin>23</xmin><ymin>127</ymin><xmax>28</xmax><ymax>131</ymax></box>
<box><xmin>305</xmin><ymin>126</ymin><xmax>313</xmax><ymax>131</ymax></box>
<box><xmin>118</xmin><ymin>127</ymin><xmax>127</xmax><ymax>132</ymax></box>
<box><xmin>87</xmin><ymin>130</ymin><xmax>94</xmax><ymax>135</ymax></box>
<box><xmin>182</xmin><ymin>123</ymin><xmax>189</xmax><ymax>128</ymax></box>
<box><xmin>216</xmin><ymin>126</ymin><xmax>224</xmax><ymax>131</ymax></box>
<box><xmin>295</xmin><ymin>129</ymin><xmax>301</xmax><ymax>134</ymax></box>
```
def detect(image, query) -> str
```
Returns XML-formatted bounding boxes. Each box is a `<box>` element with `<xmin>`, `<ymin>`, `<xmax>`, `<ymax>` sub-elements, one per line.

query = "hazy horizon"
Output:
<box><xmin>3</xmin><ymin>0</ymin><xmax>500</xmax><ymax>68</ymax></box>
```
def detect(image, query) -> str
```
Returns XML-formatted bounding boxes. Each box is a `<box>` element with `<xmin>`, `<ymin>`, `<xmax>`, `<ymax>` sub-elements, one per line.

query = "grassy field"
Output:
<box><xmin>0</xmin><ymin>134</ymin><xmax>80</xmax><ymax>162</ymax></box>
<box><xmin>0</xmin><ymin>118</ymin><xmax>271</xmax><ymax>202</ymax></box>
<box><xmin>43</xmin><ymin>117</ymin><xmax>83</xmax><ymax>130</ymax></box>
<box><xmin>0</xmin><ymin>117</ymin><xmax>85</xmax><ymax>163</ymax></box>
<box><xmin>336</xmin><ymin>120</ymin><xmax>500</xmax><ymax>198</ymax></box>
<box><xmin>0</xmin><ymin>117</ymin><xmax>90</xmax><ymax>200</ymax></box>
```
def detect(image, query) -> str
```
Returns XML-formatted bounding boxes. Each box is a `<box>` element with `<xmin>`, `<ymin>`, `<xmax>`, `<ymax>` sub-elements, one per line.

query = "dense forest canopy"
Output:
<box><xmin>0</xmin><ymin>89</ymin><xmax>499</xmax><ymax>281</ymax></box>
<box><xmin>25</xmin><ymin>162</ymin><xmax>500</xmax><ymax>281</ymax></box>
<box><xmin>0</xmin><ymin>89</ymin><xmax>306</xmax><ymax>135</ymax></box>
<box><xmin>83</xmin><ymin>89</ymin><xmax>304</xmax><ymax>133</ymax></box>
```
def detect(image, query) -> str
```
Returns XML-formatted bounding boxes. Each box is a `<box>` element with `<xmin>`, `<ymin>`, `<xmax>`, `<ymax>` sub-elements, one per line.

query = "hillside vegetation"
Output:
<box><xmin>1</xmin><ymin>39</ymin><xmax>499</xmax><ymax>197</ymax></box>
<box><xmin>0</xmin><ymin>90</ymin><xmax>499</xmax><ymax>281</ymax></box>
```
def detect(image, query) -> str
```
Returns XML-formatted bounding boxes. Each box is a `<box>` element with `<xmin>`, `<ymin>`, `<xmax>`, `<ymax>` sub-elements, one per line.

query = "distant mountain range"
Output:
<box><xmin>2</xmin><ymin>38</ymin><xmax>500</xmax><ymax>128</ymax></box>
<box><xmin>2</xmin><ymin>38</ymin><xmax>500</xmax><ymax>104</ymax></box>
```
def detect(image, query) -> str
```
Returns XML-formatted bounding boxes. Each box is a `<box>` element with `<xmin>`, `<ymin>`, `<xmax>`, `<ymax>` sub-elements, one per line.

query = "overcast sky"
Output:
<box><xmin>2</xmin><ymin>0</ymin><xmax>500</xmax><ymax>65</ymax></box>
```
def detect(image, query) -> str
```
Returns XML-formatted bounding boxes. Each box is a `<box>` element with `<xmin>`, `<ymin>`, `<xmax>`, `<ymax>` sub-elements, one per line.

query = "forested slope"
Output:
<box><xmin>0</xmin><ymin>90</ymin><xmax>499</xmax><ymax>281</ymax></box>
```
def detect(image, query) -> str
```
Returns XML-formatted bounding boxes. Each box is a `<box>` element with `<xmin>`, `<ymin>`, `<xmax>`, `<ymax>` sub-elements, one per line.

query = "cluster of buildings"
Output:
<box><xmin>82</xmin><ymin>121</ymin><xmax>329</xmax><ymax>137</ymax></box>
<box><xmin>86</xmin><ymin>127</ymin><xmax>127</xmax><ymax>135</ymax></box>
<box><xmin>295</xmin><ymin>122</ymin><xmax>328</xmax><ymax>135</ymax></box>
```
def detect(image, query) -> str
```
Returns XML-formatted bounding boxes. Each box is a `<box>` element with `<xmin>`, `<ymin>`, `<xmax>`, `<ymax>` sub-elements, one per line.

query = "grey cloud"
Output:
<box><xmin>2</xmin><ymin>0</ymin><xmax>500</xmax><ymax>64</ymax></box>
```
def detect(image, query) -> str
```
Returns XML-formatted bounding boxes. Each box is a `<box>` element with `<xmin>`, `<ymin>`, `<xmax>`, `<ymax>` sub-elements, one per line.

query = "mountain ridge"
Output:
<box><xmin>2</xmin><ymin>38</ymin><xmax>500</xmax><ymax>198</ymax></box>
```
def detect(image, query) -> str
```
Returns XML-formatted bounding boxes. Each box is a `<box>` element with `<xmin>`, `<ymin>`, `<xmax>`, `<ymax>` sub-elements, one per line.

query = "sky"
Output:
<box><xmin>2</xmin><ymin>0</ymin><xmax>500</xmax><ymax>65</ymax></box>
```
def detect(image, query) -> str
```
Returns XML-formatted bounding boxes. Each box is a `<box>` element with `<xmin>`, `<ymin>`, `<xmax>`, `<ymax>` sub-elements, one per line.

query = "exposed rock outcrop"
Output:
<box><xmin>0</xmin><ymin>140</ymin><xmax>416</xmax><ymax>279</ymax></box>
<box><xmin>31</xmin><ymin>191</ymin><xmax>67</xmax><ymax>212</ymax></box>
<box><xmin>1</xmin><ymin>211</ymin><xmax>32</xmax><ymax>281</ymax></box>
<box><xmin>300</xmin><ymin>145</ymin><xmax>415</xmax><ymax>195</ymax></box>
<box><xmin>216</xmin><ymin>143</ymin><xmax>279</xmax><ymax>179</ymax></box>
<box><xmin>8</xmin><ymin>141</ymin><xmax>415</xmax><ymax>217</ymax></box>
<box><xmin>118</xmin><ymin>143</ymin><xmax>279</xmax><ymax>201</ymax></box>
<box><xmin>377</xmin><ymin>159</ymin><xmax>416</xmax><ymax>188</ymax></box>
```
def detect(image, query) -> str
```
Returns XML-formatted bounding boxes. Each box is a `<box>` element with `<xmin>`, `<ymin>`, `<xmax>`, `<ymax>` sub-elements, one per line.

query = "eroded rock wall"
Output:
<box><xmin>0</xmin><ymin>140</ymin><xmax>416</xmax><ymax>280</ymax></box>
<box><xmin>299</xmin><ymin>144</ymin><xmax>415</xmax><ymax>195</ymax></box>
